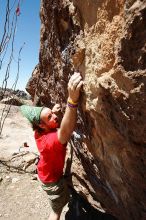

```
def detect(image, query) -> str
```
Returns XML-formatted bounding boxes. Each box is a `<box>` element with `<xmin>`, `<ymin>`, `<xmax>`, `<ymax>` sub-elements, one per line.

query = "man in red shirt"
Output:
<box><xmin>21</xmin><ymin>72</ymin><xmax>83</xmax><ymax>220</ymax></box>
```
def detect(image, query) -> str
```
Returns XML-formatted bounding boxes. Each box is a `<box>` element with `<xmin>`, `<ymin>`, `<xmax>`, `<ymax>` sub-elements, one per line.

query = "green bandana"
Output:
<box><xmin>20</xmin><ymin>105</ymin><xmax>43</xmax><ymax>124</ymax></box>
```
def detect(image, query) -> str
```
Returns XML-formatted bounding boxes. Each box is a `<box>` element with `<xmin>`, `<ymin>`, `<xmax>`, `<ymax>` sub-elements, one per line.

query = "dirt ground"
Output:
<box><xmin>0</xmin><ymin>104</ymin><xmax>117</xmax><ymax>220</ymax></box>
<box><xmin>0</xmin><ymin>103</ymin><xmax>37</xmax><ymax>158</ymax></box>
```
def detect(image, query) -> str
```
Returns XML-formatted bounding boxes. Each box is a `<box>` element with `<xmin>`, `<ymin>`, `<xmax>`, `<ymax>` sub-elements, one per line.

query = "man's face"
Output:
<box><xmin>40</xmin><ymin>107</ymin><xmax>59</xmax><ymax>131</ymax></box>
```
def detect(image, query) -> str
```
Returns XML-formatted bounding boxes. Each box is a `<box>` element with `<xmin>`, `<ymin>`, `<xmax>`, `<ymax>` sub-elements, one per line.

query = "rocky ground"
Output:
<box><xmin>0</xmin><ymin>103</ymin><xmax>116</xmax><ymax>220</ymax></box>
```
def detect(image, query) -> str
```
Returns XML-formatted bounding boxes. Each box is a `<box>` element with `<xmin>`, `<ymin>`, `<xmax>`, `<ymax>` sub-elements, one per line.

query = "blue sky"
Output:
<box><xmin>0</xmin><ymin>0</ymin><xmax>40</xmax><ymax>91</ymax></box>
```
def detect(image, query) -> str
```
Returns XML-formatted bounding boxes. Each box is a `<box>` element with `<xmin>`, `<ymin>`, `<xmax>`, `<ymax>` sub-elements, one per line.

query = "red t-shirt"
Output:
<box><xmin>34</xmin><ymin>130</ymin><xmax>66</xmax><ymax>183</ymax></box>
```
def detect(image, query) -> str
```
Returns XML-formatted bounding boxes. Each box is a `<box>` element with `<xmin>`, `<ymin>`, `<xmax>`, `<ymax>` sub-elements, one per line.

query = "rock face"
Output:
<box><xmin>0</xmin><ymin>88</ymin><xmax>30</xmax><ymax>101</ymax></box>
<box><xmin>27</xmin><ymin>0</ymin><xmax>146</xmax><ymax>219</ymax></box>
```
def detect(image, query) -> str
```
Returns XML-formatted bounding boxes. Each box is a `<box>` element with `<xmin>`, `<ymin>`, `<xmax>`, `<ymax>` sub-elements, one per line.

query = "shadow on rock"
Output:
<box><xmin>65</xmin><ymin>188</ymin><xmax>117</xmax><ymax>220</ymax></box>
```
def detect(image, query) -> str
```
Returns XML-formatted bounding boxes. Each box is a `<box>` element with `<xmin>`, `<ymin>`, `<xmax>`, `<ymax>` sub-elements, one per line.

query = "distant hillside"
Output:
<box><xmin>0</xmin><ymin>88</ymin><xmax>31</xmax><ymax>101</ymax></box>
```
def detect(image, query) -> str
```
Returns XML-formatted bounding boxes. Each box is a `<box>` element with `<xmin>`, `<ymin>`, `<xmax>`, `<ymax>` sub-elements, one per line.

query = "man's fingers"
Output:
<box><xmin>69</xmin><ymin>74</ymin><xmax>82</xmax><ymax>87</ymax></box>
<box><xmin>69</xmin><ymin>72</ymin><xmax>81</xmax><ymax>84</ymax></box>
<box><xmin>72</xmin><ymin>76</ymin><xmax>82</xmax><ymax>87</ymax></box>
<box><xmin>68</xmin><ymin>72</ymin><xmax>83</xmax><ymax>94</ymax></box>
<box><xmin>69</xmin><ymin>78</ymin><xmax>82</xmax><ymax>91</ymax></box>
<box><xmin>76</xmin><ymin>80</ymin><xmax>83</xmax><ymax>90</ymax></box>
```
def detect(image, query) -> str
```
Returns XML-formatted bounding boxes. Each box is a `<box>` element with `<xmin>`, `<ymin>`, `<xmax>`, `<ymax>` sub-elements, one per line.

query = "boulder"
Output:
<box><xmin>0</xmin><ymin>152</ymin><xmax>39</xmax><ymax>174</ymax></box>
<box><xmin>0</xmin><ymin>96</ymin><xmax>24</xmax><ymax>106</ymax></box>
<box><xmin>26</xmin><ymin>1</ymin><xmax>146</xmax><ymax>219</ymax></box>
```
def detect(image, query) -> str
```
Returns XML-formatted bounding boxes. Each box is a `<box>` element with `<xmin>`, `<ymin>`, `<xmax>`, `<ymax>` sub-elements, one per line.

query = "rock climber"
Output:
<box><xmin>20</xmin><ymin>72</ymin><xmax>83</xmax><ymax>220</ymax></box>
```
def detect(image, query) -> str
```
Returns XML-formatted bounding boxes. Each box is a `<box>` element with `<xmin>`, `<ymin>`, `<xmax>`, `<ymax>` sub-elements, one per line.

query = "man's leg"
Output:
<box><xmin>48</xmin><ymin>210</ymin><xmax>61</xmax><ymax>220</ymax></box>
<box><xmin>41</xmin><ymin>178</ymin><xmax>69</xmax><ymax>220</ymax></box>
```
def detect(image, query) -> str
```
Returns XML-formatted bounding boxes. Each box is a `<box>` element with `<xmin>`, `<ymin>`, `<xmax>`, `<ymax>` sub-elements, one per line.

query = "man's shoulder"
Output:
<box><xmin>35</xmin><ymin>130</ymin><xmax>57</xmax><ymax>138</ymax></box>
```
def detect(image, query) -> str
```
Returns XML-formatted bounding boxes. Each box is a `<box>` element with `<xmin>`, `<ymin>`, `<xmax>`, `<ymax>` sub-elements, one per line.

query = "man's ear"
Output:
<box><xmin>39</xmin><ymin>121</ymin><xmax>46</xmax><ymax>129</ymax></box>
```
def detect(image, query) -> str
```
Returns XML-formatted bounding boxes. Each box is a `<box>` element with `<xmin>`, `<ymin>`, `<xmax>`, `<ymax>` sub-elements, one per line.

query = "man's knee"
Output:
<box><xmin>48</xmin><ymin>210</ymin><xmax>61</xmax><ymax>220</ymax></box>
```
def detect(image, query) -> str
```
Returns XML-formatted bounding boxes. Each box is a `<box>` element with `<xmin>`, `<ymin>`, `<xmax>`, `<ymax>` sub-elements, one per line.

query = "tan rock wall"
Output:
<box><xmin>27</xmin><ymin>0</ymin><xmax>146</xmax><ymax>219</ymax></box>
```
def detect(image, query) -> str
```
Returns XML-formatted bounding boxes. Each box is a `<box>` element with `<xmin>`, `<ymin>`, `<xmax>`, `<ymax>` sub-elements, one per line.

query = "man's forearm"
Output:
<box><xmin>58</xmin><ymin>104</ymin><xmax>78</xmax><ymax>144</ymax></box>
<box><xmin>61</xmin><ymin>105</ymin><xmax>77</xmax><ymax>133</ymax></box>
